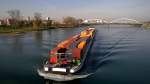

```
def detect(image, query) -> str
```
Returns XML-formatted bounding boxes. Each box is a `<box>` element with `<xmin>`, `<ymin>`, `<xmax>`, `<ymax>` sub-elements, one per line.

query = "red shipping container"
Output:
<box><xmin>50</xmin><ymin>56</ymin><xmax>58</xmax><ymax>64</ymax></box>
<box><xmin>72</xmin><ymin>48</ymin><xmax>81</xmax><ymax>60</ymax></box>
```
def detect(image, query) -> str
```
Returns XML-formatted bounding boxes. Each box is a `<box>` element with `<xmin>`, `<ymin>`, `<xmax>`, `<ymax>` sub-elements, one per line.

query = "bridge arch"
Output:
<box><xmin>110</xmin><ymin>18</ymin><xmax>140</xmax><ymax>24</ymax></box>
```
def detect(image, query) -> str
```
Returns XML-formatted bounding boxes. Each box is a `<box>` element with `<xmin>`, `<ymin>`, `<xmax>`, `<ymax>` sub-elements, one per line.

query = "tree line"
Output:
<box><xmin>0</xmin><ymin>9</ymin><xmax>83</xmax><ymax>29</ymax></box>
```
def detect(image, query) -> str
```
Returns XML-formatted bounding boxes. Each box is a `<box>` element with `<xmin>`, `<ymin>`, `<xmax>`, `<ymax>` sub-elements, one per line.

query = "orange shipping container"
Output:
<box><xmin>78</xmin><ymin>41</ymin><xmax>86</xmax><ymax>49</ymax></box>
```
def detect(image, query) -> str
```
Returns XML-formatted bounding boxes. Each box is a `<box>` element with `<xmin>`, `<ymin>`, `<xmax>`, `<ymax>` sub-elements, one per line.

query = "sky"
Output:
<box><xmin>0</xmin><ymin>0</ymin><xmax>150</xmax><ymax>21</ymax></box>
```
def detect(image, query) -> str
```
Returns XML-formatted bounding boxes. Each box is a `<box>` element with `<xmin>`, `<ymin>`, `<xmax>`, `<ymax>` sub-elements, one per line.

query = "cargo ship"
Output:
<box><xmin>38</xmin><ymin>28</ymin><xmax>95</xmax><ymax>81</ymax></box>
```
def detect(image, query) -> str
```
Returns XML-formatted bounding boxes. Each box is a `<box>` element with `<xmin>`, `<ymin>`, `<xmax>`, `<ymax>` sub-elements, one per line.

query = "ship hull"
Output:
<box><xmin>37</xmin><ymin>28</ymin><xmax>95</xmax><ymax>81</ymax></box>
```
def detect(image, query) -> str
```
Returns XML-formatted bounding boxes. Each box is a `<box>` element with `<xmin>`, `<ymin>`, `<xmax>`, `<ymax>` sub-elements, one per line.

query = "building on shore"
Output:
<box><xmin>5</xmin><ymin>19</ymin><xmax>15</xmax><ymax>25</ymax></box>
<box><xmin>0</xmin><ymin>19</ymin><xmax>15</xmax><ymax>26</ymax></box>
<box><xmin>0</xmin><ymin>20</ymin><xmax>3</xmax><ymax>25</ymax></box>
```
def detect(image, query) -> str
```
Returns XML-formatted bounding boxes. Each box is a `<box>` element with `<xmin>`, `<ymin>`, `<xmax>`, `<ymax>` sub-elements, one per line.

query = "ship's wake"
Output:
<box><xmin>37</xmin><ymin>69</ymin><xmax>93</xmax><ymax>81</ymax></box>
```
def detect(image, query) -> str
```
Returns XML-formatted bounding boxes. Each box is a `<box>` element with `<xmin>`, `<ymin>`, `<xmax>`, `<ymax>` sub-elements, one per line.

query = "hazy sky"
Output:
<box><xmin>0</xmin><ymin>0</ymin><xmax>150</xmax><ymax>21</ymax></box>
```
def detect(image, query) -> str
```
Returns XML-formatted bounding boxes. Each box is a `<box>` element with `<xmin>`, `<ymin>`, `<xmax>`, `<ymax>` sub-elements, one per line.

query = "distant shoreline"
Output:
<box><xmin>0</xmin><ymin>25</ymin><xmax>84</xmax><ymax>35</ymax></box>
<box><xmin>0</xmin><ymin>27</ymin><xmax>51</xmax><ymax>34</ymax></box>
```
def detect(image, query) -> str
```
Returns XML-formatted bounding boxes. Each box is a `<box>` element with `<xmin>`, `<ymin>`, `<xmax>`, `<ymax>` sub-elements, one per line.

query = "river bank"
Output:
<box><xmin>142</xmin><ymin>23</ymin><xmax>150</xmax><ymax>28</ymax></box>
<box><xmin>0</xmin><ymin>26</ymin><xmax>81</xmax><ymax>35</ymax></box>
<box><xmin>0</xmin><ymin>24</ymin><xmax>88</xmax><ymax>35</ymax></box>
<box><xmin>0</xmin><ymin>27</ymin><xmax>54</xmax><ymax>35</ymax></box>
<box><xmin>0</xmin><ymin>16</ymin><xmax>84</xmax><ymax>34</ymax></box>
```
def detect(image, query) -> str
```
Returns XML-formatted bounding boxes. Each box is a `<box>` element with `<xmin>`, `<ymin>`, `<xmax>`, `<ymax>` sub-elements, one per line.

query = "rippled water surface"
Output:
<box><xmin>0</xmin><ymin>25</ymin><xmax>150</xmax><ymax>84</ymax></box>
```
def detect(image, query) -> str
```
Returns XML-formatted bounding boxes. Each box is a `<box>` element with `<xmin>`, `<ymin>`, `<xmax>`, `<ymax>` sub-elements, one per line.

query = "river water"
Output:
<box><xmin>0</xmin><ymin>25</ymin><xmax>150</xmax><ymax>84</ymax></box>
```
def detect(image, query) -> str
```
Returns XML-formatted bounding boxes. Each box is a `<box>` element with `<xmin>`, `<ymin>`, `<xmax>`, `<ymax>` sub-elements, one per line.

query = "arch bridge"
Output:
<box><xmin>109</xmin><ymin>18</ymin><xmax>142</xmax><ymax>25</ymax></box>
<box><xmin>83</xmin><ymin>18</ymin><xmax>142</xmax><ymax>25</ymax></box>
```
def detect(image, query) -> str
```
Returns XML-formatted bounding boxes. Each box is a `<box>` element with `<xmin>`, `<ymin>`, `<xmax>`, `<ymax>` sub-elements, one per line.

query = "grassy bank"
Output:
<box><xmin>0</xmin><ymin>23</ymin><xmax>89</xmax><ymax>34</ymax></box>
<box><xmin>0</xmin><ymin>25</ymin><xmax>83</xmax><ymax>34</ymax></box>
<box><xmin>0</xmin><ymin>26</ymin><xmax>54</xmax><ymax>34</ymax></box>
<box><xmin>142</xmin><ymin>23</ymin><xmax>150</xmax><ymax>28</ymax></box>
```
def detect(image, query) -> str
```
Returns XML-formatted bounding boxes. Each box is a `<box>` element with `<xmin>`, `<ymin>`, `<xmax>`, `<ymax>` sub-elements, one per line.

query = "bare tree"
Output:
<box><xmin>63</xmin><ymin>16</ymin><xmax>78</xmax><ymax>26</ymax></box>
<box><xmin>34</xmin><ymin>12</ymin><xmax>42</xmax><ymax>21</ymax></box>
<box><xmin>33</xmin><ymin>12</ymin><xmax>42</xmax><ymax>28</ymax></box>
<box><xmin>7</xmin><ymin>9</ymin><xmax>21</xmax><ymax>21</ymax></box>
